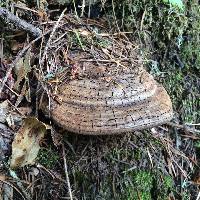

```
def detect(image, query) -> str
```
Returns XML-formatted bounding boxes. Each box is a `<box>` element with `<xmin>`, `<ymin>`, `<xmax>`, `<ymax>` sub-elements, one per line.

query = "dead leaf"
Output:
<box><xmin>10</xmin><ymin>40</ymin><xmax>23</xmax><ymax>52</ymax></box>
<box><xmin>6</xmin><ymin>111</ymin><xmax>24</xmax><ymax>129</ymax></box>
<box><xmin>17</xmin><ymin>107</ymin><xmax>32</xmax><ymax>116</ymax></box>
<box><xmin>10</xmin><ymin>117</ymin><xmax>47</xmax><ymax>169</ymax></box>
<box><xmin>0</xmin><ymin>174</ymin><xmax>6</xmax><ymax>181</ymax></box>
<box><xmin>14</xmin><ymin>58</ymin><xmax>25</xmax><ymax>91</ymax></box>
<box><xmin>15</xmin><ymin>79</ymin><xmax>31</xmax><ymax>107</ymax></box>
<box><xmin>51</xmin><ymin>127</ymin><xmax>63</xmax><ymax>147</ymax></box>
<box><xmin>6</xmin><ymin>114</ymin><xmax>15</xmax><ymax>129</ymax></box>
<box><xmin>14</xmin><ymin>49</ymin><xmax>31</xmax><ymax>90</ymax></box>
<box><xmin>0</xmin><ymin>101</ymin><xmax>9</xmax><ymax>124</ymax></box>
<box><xmin>1</xmin><ymin>180</ymin><xmax>13</xmax><ymax>200</ymax></box>
<box><xmin>38</xmin><ymin>9</ymin><xmax>48</xmax><ymax>21</ymax></box>
<box><xmin>78</xmin><ymin>29</ymin><xmax>92</xmax><ymax>36</ymax></box>
<box><xmin>0</xmin><ymin>100</ymin><xmax>25</xmax><ymax>128</ymax></box>
<box><xmin>193</xmin><ymin>170</ymin><xmax>200</xmax><ymax>185</ymax></box>
<box><xmin>0</xmin><ymin>123</ymin><xmax>14</xmax><ymax>166</ymax></box>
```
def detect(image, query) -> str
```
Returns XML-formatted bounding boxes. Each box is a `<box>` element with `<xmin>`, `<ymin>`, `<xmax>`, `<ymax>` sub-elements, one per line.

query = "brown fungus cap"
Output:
<box><xmin>46</xmin><ymin>67</ymin><xmax>173</xmax><ymax>135</ymax></box>
<box><xmin>40</xmin><ymin>16</ymin><xmax>173</xmax><ymax>135</ymax></box>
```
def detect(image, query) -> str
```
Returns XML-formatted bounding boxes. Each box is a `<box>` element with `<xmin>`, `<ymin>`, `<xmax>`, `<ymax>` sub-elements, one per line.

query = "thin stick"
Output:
<box><xmin>79</xmin><ymin>58</ymin><xmax>138</xmax><ymax>62</ymax></box>
<box><xmin>140</xmin><ymin>7</ymin><xmax>146</xmax><ymax>31</ymax></box>
<box><xmin>72</xmin><ymin>0</ymin><xmax>79</xmax><ymax>19</ymax></box>
<box><xmin>13</xmin><ymin>4</ymin><xmax>39</xmax><ymax>14</ymax></box>
<box><xmin>167</xmin><ymin>122</ymin><xmax>200</xmax><ymax>134</ymax></box>
<box><xmin>40</xmin><ymin>8</ymin><xmax>67</xmax><ymax>66</ymax></box>
<box><xmin>185</xmin><ymin>123</ymin><xmax>200</xmax><ymax>126</ymax></box>
<box><xmin>80</xmin><ymin>0</ymin><xmax>85</xmax><ymax>17</ymax></box>
<box><xmin>0</xmin><ymin>36</ymin><xmax>3</xmax><ymax>60</ymax></box>
<box><xmin>111</xmin><ymin>0</ymin><xmax>120</xmax><ymax>31</ymax></box>
<box><xmin>62</xmin><ymin>144</ymin><xmax>73</xmax><ymax>200</ymax></box>
<box><xmin>196</xmin><ymin>191</ymin><xmax>200</xmax><ymax>200</ymax></box>
<box><xmin>0</xmin><ymin>79</ymin><xmax>20</xmax><ymax>96</ymax></box>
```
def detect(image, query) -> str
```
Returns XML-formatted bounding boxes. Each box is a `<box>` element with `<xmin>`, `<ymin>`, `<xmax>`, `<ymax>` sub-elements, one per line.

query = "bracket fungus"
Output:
<box><xmin>40</xmin><ymin>18</ymin><xmax>173</xmax><ymax>135</ymax></box>
<box><xmin>45</xmin><ymin>67</ymin><xmax>173</xmax><ymax>135</ymax></box>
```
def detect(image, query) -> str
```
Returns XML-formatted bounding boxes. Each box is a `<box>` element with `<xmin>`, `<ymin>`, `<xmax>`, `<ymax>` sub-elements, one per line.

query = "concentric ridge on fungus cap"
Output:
<box><xmin>47</xmin><ymin>65</ymin><xmax>173</xmax><ymax>135</ymax></box>
<box><xmin>41</xmin><ymin>18</ymin><xmax>173</xmax><ymax>135</ymax></box>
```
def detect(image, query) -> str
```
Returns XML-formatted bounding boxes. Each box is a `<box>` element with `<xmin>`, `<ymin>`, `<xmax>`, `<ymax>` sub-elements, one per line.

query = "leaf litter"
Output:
<box><xmin>10</xmin><ymin>117</ymin><xmax>47</xmax><ymax>169</ymax></box>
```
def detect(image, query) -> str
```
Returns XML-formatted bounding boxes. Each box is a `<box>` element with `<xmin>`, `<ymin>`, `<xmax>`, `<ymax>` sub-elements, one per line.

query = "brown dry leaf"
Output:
<box><xmin>38</xmin><ymin>9</ymin><xmax>48</xmax><ymax>21</ymax></box>
<box><xmin>193</xmin><ymin>171</ymin><xmax>200</xmax><ymax>185</ymax></box>
<box><xmin>0</xmin><ymin>174</ymin><xmax>6</xmax><ymax>181</ymax></box>
<box><xmin>10</xmin><ymin>117</ymin><xmax>47</xmax><ymax>169</ymax></box>
<box><xmin>14</xmin><ymin>57</ymin><xmax>24</xmax><ymax>89</ymax></box>
<box><xmin>78</xmin><ymin>29</ymin><xmax>92</xmax><ymax>36</ymax></box>
<box><xmin>15</xmin><ymin>79</ymin><xmax>31</xmax><ymax>107</ymax></box>
<box><xmin>51</xmin><ymin>127</ymin><xmax>63</xmax><ymax>147</ymax></box>
<box><xmin>14</xmin><ymin>49</ymin><xmax>31</xmax><ymax>90</ymax></box>
<box><xmin>17</xmin><ymin>107</ymin><xmax>32</xmax><ymax>116</ymax></box>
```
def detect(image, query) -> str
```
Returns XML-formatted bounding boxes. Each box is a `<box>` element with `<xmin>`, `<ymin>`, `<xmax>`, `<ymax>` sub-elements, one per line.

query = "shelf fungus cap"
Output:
<box><xmin>42</xmin><ymin>65</ymin><xmax>173</xmax><ymax>135</ymax></box>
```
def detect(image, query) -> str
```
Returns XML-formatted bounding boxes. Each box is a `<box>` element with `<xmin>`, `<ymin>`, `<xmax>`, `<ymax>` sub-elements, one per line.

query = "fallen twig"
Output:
<box><xmin>62</xmin><ymin>144</ymin><xmax>73</xmax><ymax>200</ymax></box>
<box><xmin>0</xmin><ymin>8</ymin><xmax>41</xmax><ymax>37</ymax></box>
<box><xmin>196</xmin><ymin>191</ymin><xmax>200</xmax><ymax>200</ymax></box>
<box><xmin>0</xmin><ymin>79</ymin><xmax>20</xmax><ymax>97</ymax></box>
<box><xmin>40</xmin><ymin>8</ymin><xmax>67</xmax><ymax>66</ymax></box>
<box><xmin>167</xmin><ymin>122</ymin><xmax>200</xmax><ymax>134</ymax></box>
<box><xmin>13</xmin><ymin>3</ymin><xmax>39</xmax><ymax>14</ymax></box>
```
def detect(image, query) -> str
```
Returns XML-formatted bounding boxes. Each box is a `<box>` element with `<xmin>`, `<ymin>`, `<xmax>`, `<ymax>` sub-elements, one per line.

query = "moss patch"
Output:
<box><xmin>37</xmin><ymin>146</ymin><xmax>60</xmax><ymax>168</ymax></box>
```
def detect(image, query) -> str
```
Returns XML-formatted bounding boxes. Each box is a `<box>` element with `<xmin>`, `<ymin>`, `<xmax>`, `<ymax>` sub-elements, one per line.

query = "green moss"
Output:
<box><xmin>37</xmin><ymin>147</ymin><xmax>60</xmax><ymax>168</ymax></box>
<box><xmin>195</xmin><ymin>141</ymin><xmax>200</xmax><ymax>148</ymax></box>
<box><xmin>180</xmin><ymin>1</ymin><xmax>200</xmax><ymax>71</ymax></box>
<box><xmin>134</xmin><ymin>149</ymin><xmax>142</xmax><ymax>161</ymax></box>
<box><xmin>163</xmin><ymin>67</ymin><xmax>200</xmax><ymax>123</ymax></box>
<box><xmin>121</xmin><ymin>171</ymin><xmax>174</xmax><ymax>200</ymax></box>
<box><xmin>130</xmin><ymin>171</ymin><xmax>153</xmax><ymax>200</ymax></box>
<box><xmin>94</xmin><ymin>37</ymin><xmax>111</xmax><ymax>48</ymax></box>
<box><xmin>163</xmin><ymin>175</ymin><xmax>173</xmax><ymax>189</ymax></box>
<box><xmin>105</xmin><ymin>0</ymin><xmax>199</xmax><ymax>125</ymax></box>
